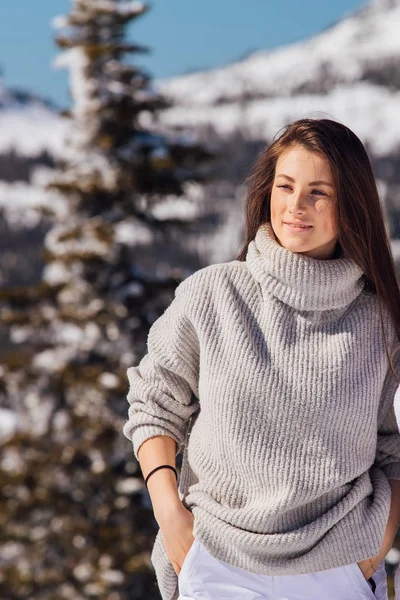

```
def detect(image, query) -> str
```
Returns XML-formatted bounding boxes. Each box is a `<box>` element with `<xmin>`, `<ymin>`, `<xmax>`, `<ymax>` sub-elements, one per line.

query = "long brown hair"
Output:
<box><xmin>236</xmin><ymin>118</ymin><xmax>400</xmax><ymax>378</ymax></box>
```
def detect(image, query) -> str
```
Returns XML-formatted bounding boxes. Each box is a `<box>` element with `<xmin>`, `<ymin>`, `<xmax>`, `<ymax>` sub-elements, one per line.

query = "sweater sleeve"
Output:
<box><xmin>373</xmin><ymin>353</ymin><xmax>400</xmax><ymax>481</ymax></box>
<box><xmin>122</xmin><ymin>277</ymin><xmax>200</xmax><ymax>461</ymax></box>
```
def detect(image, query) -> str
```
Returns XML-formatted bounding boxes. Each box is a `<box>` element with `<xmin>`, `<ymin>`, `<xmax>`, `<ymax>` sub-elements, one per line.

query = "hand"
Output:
<box><xmin>357</xmin><ymin>486</ymin><xmax>399</xmax><ymax>581</ymax></box>
<box><xmin>158</xmin><ymin>502</ymin><xmax>195</xmax><ymax>576</ymax></box>
<box><xmin>357</xmin><ymin>556</ymin><xmax>379</xmax><ymax>581</ymax></box>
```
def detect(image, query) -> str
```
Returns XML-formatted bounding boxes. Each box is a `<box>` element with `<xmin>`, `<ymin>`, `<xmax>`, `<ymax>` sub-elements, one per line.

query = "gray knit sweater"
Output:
<box><xmin>123</xmin><ymin>221</ymin><xmax>400</xmax><ymax>600</ymax></box>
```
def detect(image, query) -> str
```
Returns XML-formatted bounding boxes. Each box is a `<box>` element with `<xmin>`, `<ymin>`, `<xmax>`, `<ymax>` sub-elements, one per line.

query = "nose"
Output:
<box><xmin>288</xmin><ymin>191</ymin><xmax>306</xmax><ymax>214</ymax></box>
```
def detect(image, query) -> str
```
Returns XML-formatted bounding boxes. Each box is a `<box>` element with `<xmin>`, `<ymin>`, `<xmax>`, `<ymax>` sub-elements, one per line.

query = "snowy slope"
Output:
<box><xmin>155</xmin><ymin>0</ymin><xmax>400</xmax><ymax>156</ymax></box>
<box><xmin>0</xmin><ymin>106</ymin><xmax>67</xmax><ymax>158</ymax></box>
<box><xmin>158</xmin><ymin>0</ymin><xmax>400</xmax><ymax>104</ymax></box>
<box><xmin>0</xmin><ymin>78</ymin><xmax>67</xmax><ymax>158</ymax></box>
<box><xmin>1</xmin><ymin>0</ymin><xmax>400</xmax><ymax>159</ymax></box>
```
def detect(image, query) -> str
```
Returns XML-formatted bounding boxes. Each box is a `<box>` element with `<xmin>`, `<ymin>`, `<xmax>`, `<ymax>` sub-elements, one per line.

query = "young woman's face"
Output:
<box><xmin>270</xmin><ymin>145</ymin><xmax>338</xmax><ymax>260</ymax></box>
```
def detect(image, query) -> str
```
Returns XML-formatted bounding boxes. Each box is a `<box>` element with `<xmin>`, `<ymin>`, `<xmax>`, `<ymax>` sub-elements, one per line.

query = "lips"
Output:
<box><xmin>285</xmin><ymin>222</ymin><xmax>313</xmax><ymax>229</ymax></box>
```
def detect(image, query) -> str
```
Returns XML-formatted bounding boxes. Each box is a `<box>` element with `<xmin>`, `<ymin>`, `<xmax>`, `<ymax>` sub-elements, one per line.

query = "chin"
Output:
<box><xmin>284</xmin><ymin>243</ymin><xmax>310</xmax><ymax>254</ymax></box>
<box><xmin>277</xmin><ymin>235</ymin><xmax>310</xmax><ymax>253</ymax></box>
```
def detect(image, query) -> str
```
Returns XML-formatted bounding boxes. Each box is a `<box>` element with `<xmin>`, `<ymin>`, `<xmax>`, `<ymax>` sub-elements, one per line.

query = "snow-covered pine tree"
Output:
<box><xmin>0</xmin><ymin>2</ymin><xmax>214</xmax><ymax>598</ymax></box>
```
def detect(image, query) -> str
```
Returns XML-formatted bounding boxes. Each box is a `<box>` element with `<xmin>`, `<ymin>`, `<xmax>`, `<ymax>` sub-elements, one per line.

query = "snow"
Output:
<box><xmin>10</xmin><ymin>326</ymin><xmax>31</xmax><ymax>344</ymax></box>
<box><xmin>98</xmin><ymin>373</ymin><xmax>120</xmax><ymax>389</ymax></box>
<box><xmin>0</xmin><ymin>167</ymin><xmax>68</xmax><ymax>228</ymax></box>
<box><xmin>45</xmin><ymin>223</ymin><xmax>111</xmax><ymax>259</ymax></box>
<box><xmin>95</xmin><ymin>1</ymin><xmax>146</xmax><ymax>17</ymax></box>
<box><xmin>114</xmin><ymin>218</ymin><xmax>153</xmax><ymax>246</ymax></box>
<box><xmin>51</xmin><ymin>15</ymin><xmax>69</xmax><ymax>29</ymax></box>
<box><xmin>58</xmin><ymin>323</ymin><xmax>85</xmax><ymax>345</ymax></box>
<box><xmin>144</xmin><ymin>0</ymin><xmax>400</xmax><ymax>157</ymax></box>
<box><xmin>100</xmin><ymin>570</ymin><xmax>125</xmax><ymax>585</ymax></box>
<box><xmin>52</xmin><ymin>410</ymin><xmax>71</xmax><ymax>432</ymax></box>
<box><xmin>1</xmin><ymin>447</ymin><xmax>25</xmax><ymax>474</ymax></box>
<box><xmin>0</xmin><ymin>409</ymin><xmax>19</xmax><ymax>442</ymax></box>
<box><xmin>4</xmin><ymin>0</ymin><xmax>400</xmax><ymax>162</ymax></box>
<box><xmin>52</xmin><ymin>1</ymin><xmax>147</xmax><ymax>31</ymax></box>
<box><xmin>0</xmin><ymin>106</ymin><xmax>67</xmax><ymax>158</ymax></box>
<box><xmin>148</xmin><ymin>182</ymin><xmax>204</xmax><ymax>221</ymax></box>
<box><xmin>157</xmin><ymin>0</ymin><xmax>400</xmax><ymax>105</ymax></box>
<box><xmin>33</xmin><ymin>348</ymin><xmax>76</xmax><ymax>373</ymax></box>
<box><xmin>0</xmin><ymin>542</ymin><xmax>25</xmax><ymax>562</ymax></box>
<box><xmin>157</xmin><ymin>81</ymin><xmax>400</xmax><ymax>157</ymax></box>
<box><xmin>73</xmin><ymin>563</ymin><xmax>93</xmax><ymax>583</ymax></box>
<box><xmin>386</xmin><ymin>546</ymin><xmax>400</xmax><ymax>566</ymax></box>
<box><xmin>3</xmin><ymin>0</ymin><xmax>400</xmax><ymax>256</ymax></box>
<box><xmin>114</xmin><ymin>477</ymin><xmax>142</xmax><ymax>494</ymax></box>
<box><xmin>53</xmin><ymin>47</ymin><xmax>96</xmax><ymax>124</ymax></box>
<box><xmin>42</xmin><ymin>261</ymin><xmax>73</xmax><ymax>285</ymax></box>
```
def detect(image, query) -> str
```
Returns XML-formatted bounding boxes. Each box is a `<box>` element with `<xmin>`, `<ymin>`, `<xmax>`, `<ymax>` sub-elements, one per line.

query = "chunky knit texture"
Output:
<box><xmin>123</xmin><ymin>221</ymin><xmax>400</xmax><ymax>600</ymax></box>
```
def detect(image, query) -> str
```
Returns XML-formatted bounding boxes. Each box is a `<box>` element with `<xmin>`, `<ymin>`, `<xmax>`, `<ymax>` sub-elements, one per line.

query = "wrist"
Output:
<box><xmin>154</xmin><ymin>497</ymin><xmax>184</xmax><ymax>525</ymax></box>
<box><xmin>144</xmin><ymin>464</ymin><xmax>181</xmax><ymax>523</ymax></box>
<box><xmin>145</xmin><ymin>464</ymin><xmax>177</xmax><ymax>489</ymax></box>
<box><xmin>369</xmin><ymin>557</ymin><xmax>378</xmax><ymax>573</ymax></box>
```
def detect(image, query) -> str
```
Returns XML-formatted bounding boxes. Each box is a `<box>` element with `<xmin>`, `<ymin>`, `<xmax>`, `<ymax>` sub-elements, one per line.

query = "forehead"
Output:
<box><xmin>276</xmin><ymin>147</ymin><xmax>333</xmax><ymax>177</ymax></box>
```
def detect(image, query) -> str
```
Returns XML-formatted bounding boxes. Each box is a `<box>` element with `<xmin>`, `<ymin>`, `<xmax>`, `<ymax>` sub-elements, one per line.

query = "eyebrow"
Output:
<box><xmin>276</xmin><ymin>174</ymin><xmax>334</xmax><ymax>188</ymax></box>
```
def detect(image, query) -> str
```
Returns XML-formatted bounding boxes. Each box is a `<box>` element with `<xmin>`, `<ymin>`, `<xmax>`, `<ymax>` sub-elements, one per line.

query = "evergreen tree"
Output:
<box><xmin>0</xmin><ymin>2</ymin><xmax>214</xmax><ymax>598</ymax></box>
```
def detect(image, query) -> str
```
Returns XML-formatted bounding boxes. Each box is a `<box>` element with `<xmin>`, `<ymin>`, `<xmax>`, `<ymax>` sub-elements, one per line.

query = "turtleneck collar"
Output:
<box><xmin>245</xmin><ymin>221</ymin><xmax>365</xmax><ymax>311</ymax></box>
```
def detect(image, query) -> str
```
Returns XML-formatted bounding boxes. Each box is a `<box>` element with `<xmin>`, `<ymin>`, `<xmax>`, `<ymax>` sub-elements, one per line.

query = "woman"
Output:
<box><xmin>123</xmin><ymin>118</ymin><xmax>400</xmax><ymax>600</ymax></box>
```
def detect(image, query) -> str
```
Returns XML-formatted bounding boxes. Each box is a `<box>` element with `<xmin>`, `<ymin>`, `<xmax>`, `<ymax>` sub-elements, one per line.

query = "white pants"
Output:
<box><xmin>178</xmin><ymin>538</ymin><xmax>388</xmax><ymax>600</ymax></box>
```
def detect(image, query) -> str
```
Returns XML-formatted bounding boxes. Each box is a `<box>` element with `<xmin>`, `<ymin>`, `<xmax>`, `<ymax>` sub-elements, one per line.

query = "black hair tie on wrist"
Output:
<box><xmin>145</xmin><ymin>464</ymin><xmax>178</xmax><ymax>489</ymax></box>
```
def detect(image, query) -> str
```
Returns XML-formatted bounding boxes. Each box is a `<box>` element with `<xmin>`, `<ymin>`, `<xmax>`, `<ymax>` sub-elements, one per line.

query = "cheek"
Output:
<box><xmin>315</xmin><ymin>200</ymin><xmax>337</xmax><ymax>231</ymax></box>
<box><xmin>314</xmin><ymin>199</ymin><xmax>331</xmax><ymax>214</ymax></box>
<box><xmin>270</xmin><ymin>191</ymin><xmax>284</xmax><ymax>211</ymax></box>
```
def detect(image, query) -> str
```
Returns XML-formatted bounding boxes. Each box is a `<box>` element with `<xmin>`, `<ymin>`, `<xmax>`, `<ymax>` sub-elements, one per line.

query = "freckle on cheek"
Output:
<box><xmin>316</xmin><ymin>201</ymin><xmax>329</xmax><ymax>213</ymax></box>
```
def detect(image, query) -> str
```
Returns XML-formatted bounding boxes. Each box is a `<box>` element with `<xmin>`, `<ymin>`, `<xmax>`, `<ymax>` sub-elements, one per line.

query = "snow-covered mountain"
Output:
<box><xmin>0</xmin><ymin>78</ymin><xmax>66</xmax><ymax>159</ymax></box>
<box><xmin>1</xmin><ymin>0</ymin><xmax>400</xmax><ymax>159</ymax></box>
<box><xmin>156</xmin><ymin>0</ymin><xmax>400</xmax><ymax>157</ymax></box>
<box><xmin>0</xmin><ymin>79</ymin><xmax>57</xmax><ymax>111</ymax></box>
<box><xmin>2</xmin><ymin>0</ymin><xmax>400</xmax><ymax>241</ymax></box>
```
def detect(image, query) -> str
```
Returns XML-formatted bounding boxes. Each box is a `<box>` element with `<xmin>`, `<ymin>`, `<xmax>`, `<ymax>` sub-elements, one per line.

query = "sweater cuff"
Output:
<box><xmin>132</xmin><ymin>425</ymin><xmax>182</xmax><ymax>462</ymax></box>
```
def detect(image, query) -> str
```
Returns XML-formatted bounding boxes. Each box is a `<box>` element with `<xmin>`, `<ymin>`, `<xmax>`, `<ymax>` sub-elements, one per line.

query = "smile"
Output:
<box><xmin>284</xmin><ymin>223</ymin><xmax>313</xmax><ymax>232</ymax></box>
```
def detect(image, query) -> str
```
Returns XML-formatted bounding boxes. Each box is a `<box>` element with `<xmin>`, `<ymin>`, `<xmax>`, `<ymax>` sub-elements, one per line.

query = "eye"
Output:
<box><xmin>276</xmin><ymin>185</ymin><xmax>327</xmax><ymax>196</ymax></box>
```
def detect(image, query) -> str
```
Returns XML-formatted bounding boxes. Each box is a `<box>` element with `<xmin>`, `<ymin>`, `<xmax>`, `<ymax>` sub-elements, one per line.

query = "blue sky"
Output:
<box><xmin>0</xmin><ymin>0</ymin><xmax>366</xmax><ymax>109</ymax></box>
